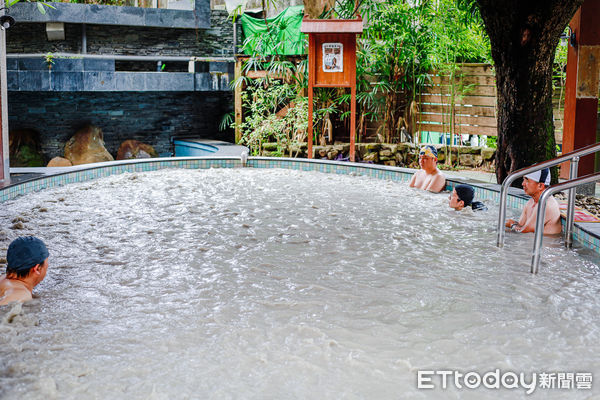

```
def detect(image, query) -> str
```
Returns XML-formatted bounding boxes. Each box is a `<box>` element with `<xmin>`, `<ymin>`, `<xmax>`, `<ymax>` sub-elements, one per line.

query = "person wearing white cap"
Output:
<box><xmin>504</xmin><ymin>168</ymin><xmax>561</xmax><ymax>235</ymax></box>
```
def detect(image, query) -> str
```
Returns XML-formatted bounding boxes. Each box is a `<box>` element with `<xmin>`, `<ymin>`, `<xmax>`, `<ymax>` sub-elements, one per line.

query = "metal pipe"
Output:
<box><xmin>531</xmin><ymin>171</ymin><xmax>600</xmax><ymax>274</ymax></box>
<box><xmin>565</xmin><ymin>157</ymin><xmax>579</xmax><ymax>248</ymax></box>
<box><xmin>497</xmin><ymin>141</ymin><xmax>600</xmax><ymax>248</ymax></box>
<box><xmin>531</xmin><ymin>190</ymin><xmax>550</xmax><ymax>274</ymax></box>
<box><xmin>6</xmin><ymin>53</ymin><xmax>235</xmax><ymax>63</ymax></box>
<box><xmin>497</xmin><ymin>173</ymin><xmax>520</xmax><ymax>247</ymax></box>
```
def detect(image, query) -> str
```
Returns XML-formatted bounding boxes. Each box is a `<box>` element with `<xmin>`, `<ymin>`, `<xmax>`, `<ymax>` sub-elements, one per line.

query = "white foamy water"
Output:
<box><xmin>0</xmin><ymin>168</ymin><xmax>599</xmax><ymax>400</ymax></box>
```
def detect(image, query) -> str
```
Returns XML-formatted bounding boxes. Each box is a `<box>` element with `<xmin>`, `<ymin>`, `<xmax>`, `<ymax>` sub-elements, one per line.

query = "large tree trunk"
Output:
<box><xmin>475</xmin><ymin>0</ymin><xmax>584</xmax><ymax>184</ymax></box>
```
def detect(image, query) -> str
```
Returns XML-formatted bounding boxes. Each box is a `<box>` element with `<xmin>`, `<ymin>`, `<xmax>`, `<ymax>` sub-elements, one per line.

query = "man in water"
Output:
<box><xmin>0</xmin><ymin>236</ymin><xmax>49</xmax><ymax>305</ymax></box>
<box><xmin>505</xmin><ymin>168</ymin><xmax>562</xmax><ymax>235</ymax></box>
<box><xmin>448</xmin><ymin>184</ymin><xmax>488</xmax><ymax>211</ymax></box>
<box><xmin>409</xmin><ymin>145</ymin><xmax>446</xmax><ymax>192</ymax></box>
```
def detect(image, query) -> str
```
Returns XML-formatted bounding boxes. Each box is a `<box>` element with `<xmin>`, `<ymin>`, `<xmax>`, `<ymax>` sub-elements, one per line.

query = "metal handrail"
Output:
<box><xmin>531</xmin><ymin>172</ymin><xmax>600</xmax><ymax>273</ymax></box>
<box><xmin>497</xmin><ymin>142</ymin><xmax>600</xmax><ymax>248</ymax></box>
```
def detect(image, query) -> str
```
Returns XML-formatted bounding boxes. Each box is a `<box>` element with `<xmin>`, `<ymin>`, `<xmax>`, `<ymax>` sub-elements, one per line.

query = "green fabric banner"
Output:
<box><xmin>240</xmin><ymin>5</ymin><xmax>307</xmax><ymax>56</ymax></box>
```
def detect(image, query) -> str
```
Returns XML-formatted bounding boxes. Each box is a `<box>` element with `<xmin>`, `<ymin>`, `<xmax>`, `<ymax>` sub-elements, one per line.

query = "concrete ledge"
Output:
<box><xmin>8</xmin><ymin>70</ymin><xmax>231</xmax><ymax>92</ymax></box>
<box><xmin>9</xmin><ymin>0</ymin><xmax>210</xmax><ymax>29</ymax></box>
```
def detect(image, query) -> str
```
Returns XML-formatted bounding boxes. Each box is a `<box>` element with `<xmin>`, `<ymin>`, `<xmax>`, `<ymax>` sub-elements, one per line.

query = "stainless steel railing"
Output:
<box><xmin>531</xmin><ymin>172</ymin><xmax>600</xmax><ymax>273</ymax></box>
<box><xmin>496</xmin><ymin>141</ymin><xmax>600</xmax><ymax>273</ymax></box>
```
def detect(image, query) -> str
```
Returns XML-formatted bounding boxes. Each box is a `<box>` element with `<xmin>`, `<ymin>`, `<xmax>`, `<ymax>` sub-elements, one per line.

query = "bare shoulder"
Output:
<box><xmin>0</xmin><ymin>279</ymin><xmax>32</xmax><ymax>306</ymax></box>
<box><xmin>409</xmin><ymin>169</ymin><xmax>425</xmax><ymax>186</ymax></box>
<box><xmin>428</xmin><ymin>170</ymin><xmax>446</xmax><ymax>192</ymax></box>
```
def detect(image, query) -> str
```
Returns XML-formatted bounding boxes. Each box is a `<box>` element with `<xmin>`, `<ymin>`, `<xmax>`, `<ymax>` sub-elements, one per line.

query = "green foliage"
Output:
<box><xmin>219</xmin><ymin>112</ymin><xmax>234</xmax><ymax>132</ymax></box>
<box><xmin>235</xmin><ymin>0</ymin><xmax>493</xmax><ymax>154</ymax></box>
<box><xmin>44</xmin><ymin>52</ymin><xmax>55</xmax><ymax>69</ymax></box>
<box><xmin>355</xmin><ymin>0</ymin><xmax>490</xmax><ymax>143</ymax></box>
<box><xmin>235</xmin><ymin>79</ymin><xmax>309</xmax><ymax>156</ymax></box>
<box><xmin>27</xmin><ymin>0</ymin><xmax>132</xmax><ymax>5</ymax></box>
<box><xmin>14</xmin><ymin>145</ymin><xmax>45</xmax><ymax>167</ymax></box>
<box><xmin>429</xmin><ymin>0</ymin><xmax>491</xmax><ymax>65</ymax></box>
<box><xmin>553</xmin><ymin>30</ymin><xmax>569</xmax><ymax>87</ymax></box>
<box><xmin>7</xmin><ymin>0</ymin><xmax>56</xmax><ymax>12</ymax></box>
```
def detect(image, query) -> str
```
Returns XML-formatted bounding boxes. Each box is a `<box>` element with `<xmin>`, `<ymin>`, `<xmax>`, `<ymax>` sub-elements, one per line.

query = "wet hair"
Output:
<box><xmin>5</xmin><ymin>264</ymin><xmax>35</xmax><ymax>279</ymax></box>
<box><xmin>455</xmin><ymin>184</ymin><xmax>488</xmax><ymax>211</ymax></box>
<box><xmin>455</xmin><ymin>184</ymin><xmax>474</xmax><ymax>206</ymax></box>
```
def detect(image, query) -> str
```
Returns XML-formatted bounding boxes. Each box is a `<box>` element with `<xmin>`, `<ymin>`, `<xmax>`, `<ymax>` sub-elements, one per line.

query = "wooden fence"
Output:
<box><xmin>416</xmin><ymin>63</ymin><xmax>565</xmax><ymax>144</ymax></box>
<box><xmin>234</xmin><ymin>58</ymin><xmax>569</xmax><ymax>145</ymax></box>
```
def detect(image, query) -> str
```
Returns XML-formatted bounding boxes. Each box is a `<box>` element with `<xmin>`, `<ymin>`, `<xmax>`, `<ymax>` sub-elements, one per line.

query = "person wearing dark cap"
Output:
<box><xmin>504</xmin><ymin>168</ymin><xmax>561</xmax><ymax>235</ymax></box>
<box><xmin>0</xmin><ymin>236</ymin><xmax>49</xmax><ymax>305</ymax></box>
<box><xmin>448</xmin><ymin>184</ymin><xmax>488</xmax><ymax>211</ymax></box>
<box><xmin>409</xmin><ymin>145</ymin><xmax>446</xmax><ymax>192</ymax></box>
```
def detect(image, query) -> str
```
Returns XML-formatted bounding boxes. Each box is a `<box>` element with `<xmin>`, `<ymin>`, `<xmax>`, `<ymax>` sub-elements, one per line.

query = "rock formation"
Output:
<box><xmin>116</xmin><ymin>140</ymin><xmax>158</xmax><ymax>160</ymax></box>
<box><xmin>64</xmin><ymin>125</ymin><xmax>114</xmax><ymax>165</ymax></box>
<box><xmin>47</xmin><ymin>157</ymin><xmax>73</xmax><ymax>167</ymax></box>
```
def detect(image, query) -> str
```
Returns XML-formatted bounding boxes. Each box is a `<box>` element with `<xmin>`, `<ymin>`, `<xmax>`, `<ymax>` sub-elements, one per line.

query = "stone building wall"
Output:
<box><xmin>6</xmin><ymin>10</ymin><xmax>236</xmax><ymax>56</ymax></box>
<box><xmin>6</xmin><ymin>9</ymin><xmax>236</xmax><ymax>165</ymax></box>
<box><xmin>8</xmin><ymin>91</ymin><xmax>233</xmax><ymax>162</ymax></box>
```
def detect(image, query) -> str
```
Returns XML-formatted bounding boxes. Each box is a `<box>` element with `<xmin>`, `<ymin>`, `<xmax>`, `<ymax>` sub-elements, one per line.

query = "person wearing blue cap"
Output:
<box><xmin>504</xmin><ymin>168</ymin><xmax>561</xmax><ymax>235</ymax></box>
<box><xmin>0</xmin><ymin>236</ymin><xmax>50</xmax><ymax>305</ymax></box>
<box><xmin>409</xmin><ymin>145</ymin><xmax>446</xmax><ymax>192</ymax></box>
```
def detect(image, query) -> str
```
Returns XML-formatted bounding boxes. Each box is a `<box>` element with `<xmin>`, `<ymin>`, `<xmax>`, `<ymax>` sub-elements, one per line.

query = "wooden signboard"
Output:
<box><xmin>301</xmin><ymin>17</ymin><xmax>363</xmax><ymax>161</ymax></box>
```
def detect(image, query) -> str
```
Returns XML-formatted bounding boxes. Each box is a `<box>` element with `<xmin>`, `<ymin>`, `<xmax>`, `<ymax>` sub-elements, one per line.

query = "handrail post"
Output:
<box><xmin>497</xmin><ymin>175</ymin><xmax>518</xmax><ymax>247</ymax></box>
<box><xmin>530</xmin><ymin>172</ymin><xmax>600</xmax><ymax>274</ymax></box>
<box><xmin>565</xmin><ymin>157</ymin><xmax>579</xmax><ymax>248</ymax></box>
<box><xmin>497</xmin><ymin>142</ymin><xmax>600</xmax><ymax>263</ymax></box>
<box><xmin>531</xmin><ymin>189</ymin><xmax>552</xmax><ymax>274</ymax></box>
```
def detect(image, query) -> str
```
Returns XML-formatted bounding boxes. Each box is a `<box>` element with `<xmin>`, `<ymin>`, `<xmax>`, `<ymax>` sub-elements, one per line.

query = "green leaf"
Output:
<box><xmin>37</xmin><ymin>2</ymin><xmax>47</xmax><ymax>15</ymax></box>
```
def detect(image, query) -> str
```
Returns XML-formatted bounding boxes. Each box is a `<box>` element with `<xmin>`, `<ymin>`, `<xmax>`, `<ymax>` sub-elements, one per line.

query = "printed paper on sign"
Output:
<box><xmin>322</xmin><ymin>43</ymin><xmax>343</xmax><ymax>72</ymax></box>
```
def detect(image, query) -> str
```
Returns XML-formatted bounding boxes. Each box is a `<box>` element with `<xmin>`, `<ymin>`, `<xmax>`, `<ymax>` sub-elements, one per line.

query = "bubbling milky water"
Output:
<box><xmin>0</xmin><ymin>168</ymin><xmax>598</xmax><ymax>400</ymax></box>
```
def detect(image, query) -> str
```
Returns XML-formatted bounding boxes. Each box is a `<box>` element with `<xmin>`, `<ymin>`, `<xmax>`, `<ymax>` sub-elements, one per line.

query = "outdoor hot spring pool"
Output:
<box><xmin>0</xmin><ymin>167</ymin><xmax>599</xmax><ymax>399</ymax></box>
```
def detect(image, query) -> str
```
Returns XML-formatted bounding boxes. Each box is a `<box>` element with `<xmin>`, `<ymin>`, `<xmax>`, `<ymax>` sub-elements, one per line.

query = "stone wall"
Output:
<box><xmin>6</xmin><ymin>10</ymin><xmax>236</xmax><ymax>57</ymax></box>
<box><xmin>9</xmin><ymin>0</ymin><xmax>210</xmax><ymax>29</ymax></box>
<box><xmin>260</xmin><ymin>142</ymin><xmax>496</xmax><ymax>169</ymax></box>
<box><xmin>8</xmin><ymin>91</ymin><xmax>233</xmax><ymax>162</ymax></box>
<box><xmin>6</xmin><ymin>8</ymin><xmax>236</xmax><ymax>164</ymax></box>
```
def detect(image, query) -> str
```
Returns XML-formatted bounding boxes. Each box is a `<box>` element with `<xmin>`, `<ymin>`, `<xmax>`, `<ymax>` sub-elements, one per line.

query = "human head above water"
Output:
<box><xmin>455</xmin><ymin>184</ymin><xmax>474</xmax><ymax>206</ymax></box>
<box><xmin>523</xmin><ymin>168</ymin><xmax>551</xmax><ymax>186</ymax></box>
<box><xmin>6</xmin><ymin>236</ymin><xmax>49</xmax><ymax>278</ymax></box>
<box><xmin>522</xmin><ymin>168</ymin><xmax>551</xmax><ymax>198</ymax></box>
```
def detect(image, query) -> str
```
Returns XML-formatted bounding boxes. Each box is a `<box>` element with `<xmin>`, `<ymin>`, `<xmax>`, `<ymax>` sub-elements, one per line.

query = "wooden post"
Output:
<box><xmin>234</xmin><ymin>57</ymin><xmax>243</xmax><ymax>144</ymax></box>
<box><xmin>349</xmin><ymin>35</ymin><xmax>356</xmax><ymax>162</ymax></box>
<box><xmin>301</xmin><ymin>18</ymin><xmax>363</xmax><ymax>162</ymax></box>
<box><xmin>561</xmin><ymin>0</ymin><xmax>600</xmax><ymax>179</ymax></box>
<box><xmin>307</xmin><ymin>34</ymin><xmax>315</xmax><ymax>159</ymax></box>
